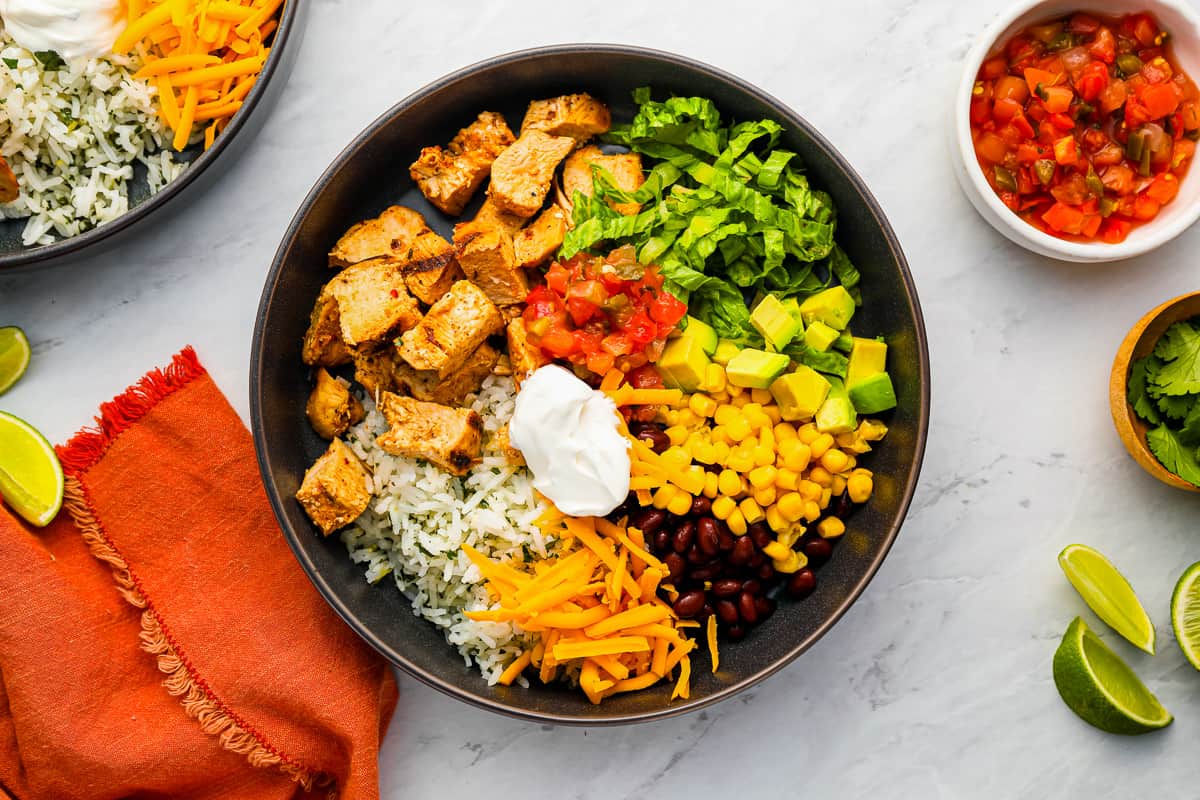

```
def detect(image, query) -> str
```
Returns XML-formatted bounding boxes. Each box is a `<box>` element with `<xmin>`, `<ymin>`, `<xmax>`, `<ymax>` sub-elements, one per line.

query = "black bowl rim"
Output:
<box><xmin>250</xmin><ymin>42</ymin><xmax>931</xmax><ymax>726</ymax></box>
<box><xmin>0</xmin><ymin>0</ymin><xmax>300</xmax><ymax>271</ymax></box>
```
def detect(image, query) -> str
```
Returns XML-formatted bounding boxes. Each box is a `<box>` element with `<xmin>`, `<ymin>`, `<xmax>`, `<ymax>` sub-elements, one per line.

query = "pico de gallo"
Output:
<box><xmin>970</xmin><ymin>11</ymin><xmax>1199</xmax><ymax>243</ymax></box>
<box><xmin>523</xmin><ymin>244</ymin><xmax>687</xmax><ymax>378</ymax></box>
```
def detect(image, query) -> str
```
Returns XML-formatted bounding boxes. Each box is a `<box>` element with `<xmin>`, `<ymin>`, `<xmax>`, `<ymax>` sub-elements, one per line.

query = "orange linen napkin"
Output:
<box><xmin>0</xmin><ymin>347</ymin><xmax>397</xmax><ymax>799</ymax></box>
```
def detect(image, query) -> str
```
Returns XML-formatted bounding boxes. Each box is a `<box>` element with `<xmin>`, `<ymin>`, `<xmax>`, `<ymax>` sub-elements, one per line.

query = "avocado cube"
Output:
<box><xmin>848</xmin><ymin>372</ymin><xmax>897</xmax><ymax>414</ymax></box>
<box><xmin>846</xmin><ymin>337</ymin><xmax>888</xmax><ymax>387</ymax></box>
<box><xmin>678</xmin><ymin>316</ymin><xmax>718</xmax><ymax>355</ymax></box>
<box><xmin>781</xmin><ymin>297</ymin><xmax>803</xmax><ymax>326</ymax></box>
<box><xmin>799</xmin><ymin>286</ymin><xmax>856</xmax><ymax>331</ymax></box>
<box><xmin>750</xmin><ymin>295</ymin><xmax>804</xmax><ymax>350</ymax></box>
<box><xmin>726</xmin><ymin>348</ymin><xmax>791</xmax><ymax>389</ymax></box>
<box><xmin>815</xmin><ymin>377</ymin><xmax>857</xmax><ymax>434</ymax></box>
<box><xmin>770</xmin><ymin>365</ymin><xmax>831</xmax><ymax>422</ymax></box>
<box><xmin>712</xmin><ymin>339</ymin><xmax>741</xmax><ymax>366</ymax></box>
<box><xmin>803</xmin><ymin>321</ymin><xmax>839</xmax><ymax>352</ymax></box>
<box><xmin>658</xmin><ymin>335</ymin><xmax>711</xmax><ymax>391</ymax></box>
<box><xmin>833</xmin><ymin>330</ymin><xmax>854</xmax><ymax>353</ymax></box>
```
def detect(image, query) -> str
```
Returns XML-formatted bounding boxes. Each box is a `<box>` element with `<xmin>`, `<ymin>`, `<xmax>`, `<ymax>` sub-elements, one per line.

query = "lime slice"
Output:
<box><xmin>0</xmin><ymin>411</ymin><xmax>64</xmax><ymax>527</ymax></box>
<box><xmin>1053</xmin><ymin>617</ymin><xmax>1172</xmax><ymax>735</ymax></box>
<box><xmin>1171</xmin><ymin>561</ymin><xmax>1200</xmax><ymax>672</ymax></box>
<box><xmin>0</xmin><ymin>326</ymin><xmax>30</xmax><ymax>396</ymax></box>
<box><xmin>1058</xmin><ymin>544</ymin><xmax>1155</xmax><ymax>654</ymax></box>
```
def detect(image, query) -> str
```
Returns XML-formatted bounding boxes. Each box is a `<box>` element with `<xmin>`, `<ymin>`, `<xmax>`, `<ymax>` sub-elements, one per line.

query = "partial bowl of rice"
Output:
<box><xmin>0</xmin><ymin>0</ymin><xmax>304</xmax><ymax>272</ymax></box>
<box><xmin>251</xmin><ymin>44</ymin><xmax>930</xmax><ymax>724</ymax></box>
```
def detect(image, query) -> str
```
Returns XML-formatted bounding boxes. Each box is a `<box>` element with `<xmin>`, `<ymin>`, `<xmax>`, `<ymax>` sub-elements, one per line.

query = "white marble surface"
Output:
<box><xmin>3</xmin><ymin>0</ymin><xmax>1200</xmax><ymax>796</ymax></box>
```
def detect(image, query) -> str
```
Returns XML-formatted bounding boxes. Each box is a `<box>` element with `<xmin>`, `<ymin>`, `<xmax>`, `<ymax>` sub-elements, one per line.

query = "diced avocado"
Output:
<box><xmin>815</xmin><ymin>377</ymin><xmax>857</xmax><ymax>434</ymax></box>
<box><xmin>712</xmin><ymin>339</ymin><xmax>741</xmax><ymax>366</ymax></box>
<box><xmin>770</xmin><ymin>365</ymin><xmax>831</xmax><ymax>422</ymax></box>
<box><xmin>833</xmin><ymin>330</ymin><xmax>854</xmax><ymax>353</ymax></box>
<box><xmin>848</xmin><ymin>372</ymin><xmax>897</xmax><ymax>414</ymax></box>
<box><xmin>781</xmin><ymin>297</ymin><xmax>804</xmax><ymax>326</ymax></box>
<box><xmin>799</xmin><ymin>286</ymin><xmax>856</xmax><ymax>331</ymax></box>
<box><xmin>726</xmin><ymin>348</ymin><xmax>791</xmax><ymax>389</ymax></box>
<box><xmin>846</xmin><ymin>337</ymin><xmax>888</xmax><ymax>388</ymax></box>
<box><xmin>803</xmin><ymin>321</ymin><xmax>839</xmax><ymax>352</ymax></box>
<box><xmin>678</xmin><ymin>315</ymin><xmax>718</xmax><ymax>355</ymax></box>
<box><xmin>658</xmin><ymin>335</ymin><xmax>711</xmax><ymax>391</ymax></box>
<box><xmin>750</xmin><ymin>295</ymin><xmax>804</xmax><ymax>350</ymax></box>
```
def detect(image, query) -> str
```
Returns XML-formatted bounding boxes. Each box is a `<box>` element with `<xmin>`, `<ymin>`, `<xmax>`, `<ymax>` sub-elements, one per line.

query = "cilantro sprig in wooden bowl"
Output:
<box><xmin>1111</xmin><ymin>292</ymin><xmax>1200</xmax><ymax>492</ymax></box>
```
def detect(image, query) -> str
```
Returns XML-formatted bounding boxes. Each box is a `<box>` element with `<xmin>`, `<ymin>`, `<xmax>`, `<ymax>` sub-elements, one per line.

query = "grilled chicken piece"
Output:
<box><xmin>453</xmin><ymin>223</ymin><xmax>528</xmax><ymax>306</ymax></box>
<box><xmin>328</xmin><ymin>205</ymin><xmax>429</xmax><ymax>269</ymax></box>
<box><xmin>473</xmin><ymin>196</ymin><xmax>526</xmax><ymax>236</ymax></box>
<box><xmin>296</xmin><ymin>438</ymin><xmax>372</xmax><ymax>535</ymax></box>
<box><xmin>487</xmin><ymin>130</ymin><xmax>576</xmax><ymax>218</ymax></box>
<box><xmin>396</xmin><ymin>230</ymin><xmax>463</xmax><ymax>305</ymax></box>
<box><xmin>506</xmin><ymin>317</ymin><xmax>547</xmax><ymax>387</ymax></box>
<box><xmin>396</xmin><ymin>280</ymin><xmax>503</xmax><ymax>378</ymax></box>
<box><xmin>0</xmin><ymin>156</ymin><xmax>18</xmax><ymax>204</ymax></box>
<box><xmin>324</xmin><ymin>258</ymin><xmax>423</xmax><ymax>347</ymax></box>
<box><xmin>301</xmin><ymin>291</ymin><xmax>352</xmax><ymax>367</ymax></box>
<box><xmin>562</xmin><ymin>145</ymin><xmax>645</xmax><ymax>216</ymax></box>
<box><xmin>520</xmin><ymin>93</ymin><xmax>611</xmax><ymax>142</ymax></box>
<box><xmin>514</xmin><ymin>205</ymin><xmax>568</xmax><ymax>268</ymax></box>
<box><xmin>305</xmin><ymin>368</ymin><xmax>365</xmax><ymax>440</ymax></box>
<box><xmin>351</xmin><ymin>344</ymin><xmax>399</xmax><ymax>398</ymax></box>
<box><xmin>492</xmin><ymin>424</ymin><xmax>525</xmax><ymax>466</ymax></box>
<box><xmin>376</xmin><ymin>392</ymin><xmax>483</xmax><ymax>475</ymax></box>
<box><xmin>393</xmin><ymin>343</ymin><xmax>499</xmax><ymax>405</ymax></box>
<box><xmin>410</xmin><ymin>111</ymin><xmax>514</xmax><ymax>216</ymax></box>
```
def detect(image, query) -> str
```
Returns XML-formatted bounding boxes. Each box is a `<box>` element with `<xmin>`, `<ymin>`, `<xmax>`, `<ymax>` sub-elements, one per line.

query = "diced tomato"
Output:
<box><xmin>1092</xmin><ymin>143</ymin><xmax>1125</xmax><ymax>166</ymax></box>
<box><xmin>539</xmin><ymin>328</ymin><xmax>577</xmax><ymax>358</ymax></box>
<box><xmin>544</xmin><ymin>264</ymin><xmax>569</xmax><ymax>294</ymax></box>
<box><xmin>1145</xmin><ymin>173</ymin><xmax>1180</xmax><ymax>204</ymax></box>
<box><xmin>1132</xmin><ymin>194</ymin><xmax>1162</xmax><ymax>220</ymax></box>
<box><xmin>600</xmin><ymin>332</ymin><xmax>633</xmax><ymax>357</ymax></box>
<box><xmin>1089</xmin><ymin>26</ymin><xmax>1116</xmax><ymax>63</ymax></box>
<box><xmin>1068</xmin><ymin>14</ymin><xmax>1100</xmax><ymax>34</ymax></box>
<box><xmin>1024</xmin><ymin>67</ymin><xmax>1061</xmax><ymax>95</ymax></box>
<box><xmin>1047</xmin><ymin>112</ymin><xmax>1075</xmax><ymax>131</ymax></box>
<box><xmin>1081</xmin><ymin>214</ymin><xmax>1103</xmax><ymax>238</ymax></box>
<box><xmin>1053</xmin><ymin>135</ymin><xmax>1078</xmax><ymax>165</ymax></box>
<box><xmin>1015</xmin><ymin>143</ymin><xmax>1044</xmax><ymax>163</ymax></box>
<box><xmin>566</xmin><ymin>278</ymin><xmax>607</xmax><ymax>307</ymax></box>
<box><xmin>1011</xmin><ymin>112</ymin><xmax>1036</xmax><ymax>138</ymax></box>
<box><xmin>648</xmin><ymin>290</ymin><xmax>686</xmax><ymax>325</ymax></box>
<box><xmin>1139</xmin><ymin>82</ymin><xmax>1181</xmax><ymax>118</ymax></box>
<box><xmin>970</xmin><ymin>97</ymin><xmax>992</xmax><ymax>125</ymax></box>
<box><xmin>981</xmin><ymin>55</ymin><xmax>1009</xmax><ymax>81</ymax></box>
<box><xmin>1173</xmin><ymin>138</ymin><xmax>1197</xmax><ymax>168</ymax></box>
<box><xmin>566</xmin><ymin>297</ymin><xmax>597</xmax><ymax>326</ymax></box>
<box><xmin>1131</xmin><ymin>14</ymin><xmax>1159</xmax><ymax>48</ymax></box>
<box><xmin>1076</xmin><ymin>62</ymin><xmax>1110</xmax><ymax>101</ymax></box>
<box><xmin>1143</xmin><ymin>57</ymin><xmax>1173</xmax><ymax>85</ymax></box>
<box><xmin>1101</xmin><ymin>218</ymin><xmax>1133</xmax><ymax>243</ymax></box>
<box><xmin>1098</xmin><ymin>79</ymin><xmax>1128</xmax><ymax>114</ymax></box>
<box><xmin>1042</xmin><ymin>85</ymin><xmax>1075</xmax><ymax>113</ymax></box>
<box><xmin>586</xmin><ymin>351</ymin><xmax>615</xmax><ymax>376</ymax></box>
<box><xmin>1042</xmin><ymin>202</ymin><xmax>1087</xmax><ymax>233</ymax></box>
<box><xmin>994</xmin><ymin>75</ymin><xmax>1029</xmax><ymax>104</ymax></box>
<box><xmin>993</xmin><ymin>97</ymin><xmax>1023</xmax><ymax>122</ymax></box>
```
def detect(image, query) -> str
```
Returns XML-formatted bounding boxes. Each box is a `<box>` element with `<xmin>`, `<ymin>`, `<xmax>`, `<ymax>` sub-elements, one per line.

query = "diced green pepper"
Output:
<box><xmin>1034</xmin><ymin>159</ymin><xmax>1056</xmax><ymax>185</ymax></box>
<box><xmin>1086</xmin><ymin>167</ymin><xmax>1105</xmax><ymax>197</ymax></box>
<box><xmin>994</xmin><ymin>165</ymin><xmax>1017</xmax><ymax>192</ymax></box>
<box><xmin>1117</xmin><ymin>54</ymin><xmax>1144</xmax><ymax>78</ymax></box>
<box><xmin>1126</xmin><ymin>130</ymin><xmax>1146</xmax><ymax>161</ymax></box>
<box><xmin>1099</xmin><ymin>196</ymin><xmax>1118</xmax><ymax>217</ymax></box>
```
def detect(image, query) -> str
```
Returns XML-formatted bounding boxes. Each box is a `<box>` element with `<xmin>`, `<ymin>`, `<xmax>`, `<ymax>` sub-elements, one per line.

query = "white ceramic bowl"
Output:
<box><xmin>953</xmin><ymin>0</ymin><xmax>1200</xmax><ymax>261</ymax></box>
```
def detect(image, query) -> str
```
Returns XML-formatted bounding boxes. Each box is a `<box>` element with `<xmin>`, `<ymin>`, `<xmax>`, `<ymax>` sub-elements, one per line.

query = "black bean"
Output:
<box><xmin>632</xmin><ymin>508</ymin><xmax>667</xmax><ymax>535</ymax></box>
<box><xmin>672</xmin><ymin>521</ymin><xmax>695</xmax><ymax>554</ymax></box>
<box><xmin>738</xmin><ymin>591</ymin><xmax>759</xmax><ymax>625</ymax></box>
<box><xmin>726</xmin><ymin>624</ymin><xmax>747</xmax><ymax>642</ymax></box>
<box><xmin>699</xmin><ymin>603</ymin><xmax>714</xmax><ymax>622</ymax></box>
<box><xmin>697</xmin><ymin>518</ymin><xmax>720</xmax><ymax>556</ymax></box>
<box><xmin>748</xmin><ymin>552</ymin><xmax>765</xmax><ymax>569</ymax></box>
<box><xmin>715</xmin><ymin>600</ymin><xmax>739</xmax><ymax>625</ymax></box>
<box><xmin>664</xmin><ymin>553</ymin><xmax>685</xmax><ymax>581</ymax></box>
<box><xmin>717</xmin><ymin>525</ymin><xmax>735</xmax><ymax>552</ymax></box>
<box><xmin>713</xmin><ymin>578</ymin><xmax>742</xmax><ymax>598</ymax></box>
<box><xmin>755</xmin><ymin>596</ymin><xmax>776</xmax><ymax>621</ymax></box>
<box><xmin>748</xmin><ymin>523</ymin><xmax>772</xmax><ymax>549</ymax></box>
<box><xmin>757</xmin><ymin>562</ymin><xmax>776</xmax><ymax>582</ymax></box>
<box><xmin>673</xmin><ymin>590</ymin><xmax>706</xmax><ymax>618</ymax></box>
<box><xmin>690</xmin><ymin>496</ymin><xmax>712</xmax><ymax>516</ymax></box>
<box><xmin>832</xmin><ymin>491</ymin><xmax>853</xmax><ymax>520</ymax></box>
<box><xmin>741</xmin><ymin>579</ymin><xmax>762</xmax><ymax>597</ymax></box>
<box><xmin>804</xmin><ymin>537</ymin><xmax>833</xmax><ymax>565</ymax></box>
<box><xmin>686</xmin><ymin>544</ymin><xmax>709</xmax><ymax>565</ymax></box>
<box><xmin>689</xmin><ymin>566</ymin><xmax>719</xmax><ymax>582</ymax></box>
<box><xmin>730</xmin><ymin>536</ymin><xmax>755</xmax><ymax>566</ymax></box>
<box><xmin>786</xmin><ymin>568</ymin><xmax>816</xmax><ymax>599</ymax></box>
<box><xmin>653</xmin><ymin>529</ymin><xmax>671</xmax><ymax>553</ymax></box>
<box><xmin>635</xmin><ymin>427</ymin><xmax>670</xmax><ymax>454</ymax></box>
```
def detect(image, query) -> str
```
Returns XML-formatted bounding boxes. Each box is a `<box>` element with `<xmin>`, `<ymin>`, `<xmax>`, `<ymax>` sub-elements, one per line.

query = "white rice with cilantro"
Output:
<box><xmin>340</xmin><ymin>374</ymin><xmax>556</xmax><ymax>685</ymax></box>
<box><xmin>0</xmin><ymin>28</ymin><xmax>187</xmax><ymax>245</ymax></box>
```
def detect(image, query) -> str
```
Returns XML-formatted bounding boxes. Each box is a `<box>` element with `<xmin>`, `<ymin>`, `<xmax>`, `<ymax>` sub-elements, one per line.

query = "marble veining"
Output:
<box><xmin>2</xmin><ymin>0</ymin><xmax>1199</xmax><ymax>796</ymax></box>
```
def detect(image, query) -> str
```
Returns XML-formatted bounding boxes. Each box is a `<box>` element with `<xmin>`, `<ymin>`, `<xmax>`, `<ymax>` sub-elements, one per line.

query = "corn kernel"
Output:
<box><xmin>712</xmin><ymin>495</ymin><xmax>737</xmax><ymax>520</ymax></box>
<box><xmin>779</xmin><ymin>523</ymin><xmax>806</xmax><ymax>549</ymax></box>
<box><xmin>831</xmin><ymin>474</ymin><xmax>847</xmax><ymax>497</ymax></box>
<box><xmin>749</xmin><ymin>388</ymin><xmax>773</xmax><ymax>405</ymax></box>
<box><xmin>809</xmin><ymin>466</ymin><xmax>833</xmax><ymax>487</ymax></box>
<box><xmin>665</xmin><ymin>425</ymin><xmax>689</xmax><ymax>447</ymax></box>
<box><xmin>798</xmin><ymin>480</ymin><xmax>822</xmax><ymax>501</ymax></box>
<box><xmin>772</xmin><ymin>550</ymin><xmax>808</xmax><ymax>574</ymax></box>
<box><xmin>818</xmin><ymin>517</ymin><xmax>846</xmax><ymax>539</ymax></box>
<box><xmin>667</xmin><ymin>490</ymin><xmax>694</xmax><ymax>516</ymax></box>
<box><xmin>758</xmin><ymin>425</ymin><xmax>775</xmax><ymax>452</ymax></box>
<box><xmin>774</xmin><ymin>422</ymin><xmax>798</xmax><ymax>441</ymax></box>
<box><xmin>820</xmin><ymin>448</ymin><xmax>849</xmax><ymax>473</ymax></box>
<box><xmin>703</xmin><ymin>471</ymin><xmax>720</xmax><ymax>499</ymax></box>
<box><xmin>726</xmin><ymin>383</ymin><xmax>745</xmax><ymax>397</ymax></box>
<box><xmin>652</xmin><ymin>484</ymin><xmax>678</xmax><ymax>510</ymax></box>
<box><xmin>803</xmin><ymin>500</ymin><xmax>821</xmax><ymax>522</ymax></box>
<box><xmin>727</xmin><ymin>450</ymin><xmax>755</xmax><ymax>473</ymax></box>
<box><xmin>780</xmin><ymin>439</ymin><xmax>811</xmax><ymax>472</ymax></box>
<box><xmin>676</xmin><ymin>408</ymin><xmax>700</xmax><ymax>428</ymax></box>
<box><xmin>710</xmin><ymin>426</ymin><xmax>732</xmax><ymax>446</ymax></box>
<box><xmin>726</xmin><ymin>508</ymin><xmax>748</xmax><ymax>535</ymax></box>
<box><xmin>776</xmin><ymin>468</ymin><xmax>800</xmax><ymax>491</ymax></box>
<box><xmin>797</xmin><ymin>423</ymin><xmax>820</xmax><ymax>444</ymax></box>
<box><xmin>748</xmin><ymin>465</ymin><xmax>778</xmax><ymax>489</ymax></box>
<box><xmin>765</xmin><ymin>505</ymin><xmax>788</xmax><ymax>533</ymax></box>
<box><xmin>753</xmin><ymin>444</ymin><xmax>775</xmax><ymax>467</ymax></box>
<box><xmin>717</xmin><ymin>469</ymin><xmax>742</xmax><ymax>497</ymax></box>
<box><xmin>712</xmin><ymin>441</ymin><xmax>731</xmax><ymax>465</ymax></box>
<box><xmin>661</xmin><ymin>446</ymin><xmax>691</xmax><ymax>470</ymax></box>
<box><xmin>753</xmin><ymin>485</ymin><xmax>777</xmax><ymax>507</ymax></box>
<box><xmin>738</xmin><ymin>497</ymin><xmax>765</xmax><ymax>524</ymax></box>
<box><xmin>709</xmin><ymin>391</ymin><xmax>729</xmax><ymax>405</ymax></box>
<box><xmin>820</xmin><ymin>487</ymin><xmax>832</xmax><ymax>508</ymax></box>
<box><xmin>859</xmin><ymin>420</ymin><xmax>888</xmax><ymax>441</ymax></box>
<box><xmin>677</xmin><ymin>465</ymin><xmax>708</xmax><ymax>495</ymax></box>
<box><xmin>762</xmin><ymin>540</ymin><xmax>791</xmax><ymax>560</ymax></box>
<box><xmin>847</xmin><ymin>472</ymin><xmax>873</xmax><ymax>503</ymax></box>
<box><xmin>704</xmin><ymin>363</ymin><xmax>727</xmax><ymax>393</ymax></box>
<box><xmin>714</xmin><ymin>405</ymin><xmax>738</xmax><ymax>426</ymax></box>
<box><xmin>663</xmin><ymin>410</ymin><xmax>680</xmax><ymax>426</ymax></box>
<box><xmin>730</xmin><ymin>393</ymin><xmax>750</xmax><ymax>408</ymax></box>
<box><xmin>763</xmin><ymin>405</ymin><xmax>782</xmax><ymax>425</ymax></box>
<box><xmin>777</xmin><ymin>492</ymin><xmax>805</xmax><ymax>522</ymax></box>
<box><xmin>810</xmin><ymin>433</ymin><xmax>834</xmax><ymax>459</ymax></box>
<box><xmin>692</xmin><ymin>442</ymin><xmax>717</xmax><ymax>465</ymax></box>
<box><xmin>689</xmin><ymin>393</ymin><xmax>718</xmax><ymax>418</ymax></box>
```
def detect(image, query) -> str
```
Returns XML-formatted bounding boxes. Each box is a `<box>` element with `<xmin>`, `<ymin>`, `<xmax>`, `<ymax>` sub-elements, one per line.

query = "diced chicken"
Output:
<box><xmin>498</xmin><ymin>305</ymin><xmax>523</xmax><ymax>323</ymax></box>
<box><xmin>396</xmin><ymin>280</ymin><xmax>503</xmax><ymax>378</ymax></box>
<box><xmin>328</xmin><ymin>205</ymin><xmax>429</xmax><ymax>269</ymax></box>
<box><xmin>376</xmin><ymin>392</ymin><xmax>483</xmax><ymax>475</ymax></box>
<box><xmin>492</xmin><ymin>424</ymin><xmax>525</xmax><ymax>466</ymax></box>
<box><xmin>305</xmin><ymin>368</ymin><xmax>365</xmax><ymax>439</ymax></box>
<box><xmin>514</xmin><ymin>205</ymin><xmax>568</xmax><ymax>268</ymax></box>
<box><xmin>492</xmin><ymin>353</ymin><xmax>513</xmax><ymax>376</ymax></box>
<box><xmin>393</xmin><ymin>343</ymin><xmax>499</xmax><ymax>405</ymax></box>
<box><xmin>301</xmin><ymin>291</ymin><xmax>351</xmax><ymax>367</ymax></box>
<box><xmin>324</xmin><ymin>258</ymin><xmax>423</xmax><ymax>347</ymax></box>
<box><xmin>520</xmin><ymin>93</ymin><xmax>611</xmax><ymax>142</ymax></box>
<box><xmin>487</xmin><ymin>130</ymin><xmax>576</xmax><ymax>218</ymax></box>
<box><xmin>506</xmin><ymin>317</ymin><xmax>547</xmax><ymax>386</ymax></box>
<box><xmin>473</xmin><ymin>196</ymin><xmax>526</xmax><ymax>236</ymax></box>
<box><xmin>562</xmin><ymin>145</ymin><xmax>645</xmax><ymax>216</ymax></box>
<box><xmin>352</xmin><ymin>345</ymin><xmax>399</xmax><ymax>398</ymax></box>
<box><xmin>453</xmin><ymin>223</ymin><xmax>528</xmax><ymax>306</ymax></box>
<box><xmin>396</xmin><ymin>230</ymin><xmax>463</xmax><ymax>305</ymax></box>
<box><xmin>410</xmin><ymin>111</ymin><xmax>514</xmax><ymax>216</ymax></box>
<box><xmin>295</xmin><ymin>438</ymin><xmax>372</xmax><ymax>535</ymax></box>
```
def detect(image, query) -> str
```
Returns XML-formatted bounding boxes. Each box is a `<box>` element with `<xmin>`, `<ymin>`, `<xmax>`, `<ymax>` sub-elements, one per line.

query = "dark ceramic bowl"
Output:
<box><xmin>0</xmin><ymin>0</ymin><xmax>305</xmax><ymax>272</ymax></box>
<box><xmin>251</xmin><ymin>44</ymin><xmax>930</xmax><ymax>725</ymax></box>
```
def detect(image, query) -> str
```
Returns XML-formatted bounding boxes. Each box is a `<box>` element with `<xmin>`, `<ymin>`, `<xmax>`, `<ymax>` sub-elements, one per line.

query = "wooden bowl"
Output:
<box><xmin>1110</xmin><ymin>292</ymin><xmax>1200</xmax><ymax>493</ymax></box>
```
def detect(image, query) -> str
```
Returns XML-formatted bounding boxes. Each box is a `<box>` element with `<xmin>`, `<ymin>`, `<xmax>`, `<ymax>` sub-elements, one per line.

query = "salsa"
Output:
<box><xmin>523</xmin><ymin>245</ymin><xmax>687</xmax><ymax>377</ymax></box>
<box><xmin>970</xmin><ymin>11</ymin><xmax>1199</xmax><ymax>242</ymax></box>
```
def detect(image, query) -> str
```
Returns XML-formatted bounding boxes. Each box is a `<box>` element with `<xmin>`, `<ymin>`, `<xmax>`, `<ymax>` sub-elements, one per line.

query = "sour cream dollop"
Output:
<box><xmin>0</xmin><ymin>0</ymin><xmax>125</xmax><ymax>60</ymax></box>
<box><xmin>509</xmin><ymin>365</ymin><xmax>631</xmax><ymax>517</ymax></box>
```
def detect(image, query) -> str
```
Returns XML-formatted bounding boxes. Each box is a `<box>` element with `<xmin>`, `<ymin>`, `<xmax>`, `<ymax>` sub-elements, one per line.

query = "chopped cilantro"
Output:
<box><xmin>33</xmin><ymin>51</ymin><xmax>65</xmax><ymax>71</ymax></box>
<box><xmin>2</xmin><ymin>58</ymin><xmax>18</xmax><ymax>69</ymax></box>
<box><xmin>1147</xmin><ymin>425</ymin><xmax>1200</xmax><ymax>487</ymax></box>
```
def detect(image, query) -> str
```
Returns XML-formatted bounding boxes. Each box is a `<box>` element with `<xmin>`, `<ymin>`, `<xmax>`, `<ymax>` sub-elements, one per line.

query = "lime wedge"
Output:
<box><xmin>0</xmin><ymin>411</ymin><xmax>64</xmax><ymax>527</ymax></box>
<box><xmin>0</xmin><ymin>326</ymin><xmax>30</xmax><ymax>396</ymax></box>
<box><xmin>1058</xmin><ymin>544</ymin><xmax>1155</xmax><ymax>654</ymax></box>
<box><xmin>1171</xmin><ymin>561</ymin><xmax>1200</xmax><ymax>672</ymax></box>
<box><xmin>1053</xmin><ymin>617</ymin><xmax>1172</xmax><ymax>735</ymax></box>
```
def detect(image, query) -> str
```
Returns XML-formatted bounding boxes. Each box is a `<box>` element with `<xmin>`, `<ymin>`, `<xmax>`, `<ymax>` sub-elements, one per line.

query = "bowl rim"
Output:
<box><xmin>250</xmin><ymin>42</ymin><xmax>932</xmax><ymax>725</ymax></box>
<box><xmin>0</xmin><ymin>0</ymin><xmax>301</xmax><ymax>271</ymax></box>
<box><xmin>953</xmin><ymin>0</ymin><xmax>1200</xmax><ymax>262</ymax></box>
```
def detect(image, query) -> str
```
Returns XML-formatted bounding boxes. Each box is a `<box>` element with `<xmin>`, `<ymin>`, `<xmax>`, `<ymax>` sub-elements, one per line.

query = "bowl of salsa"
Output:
<box><xmin>954</xmin><ymin>0</ymin><xmax>1200</xmax><ymax>261</ymax></box>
